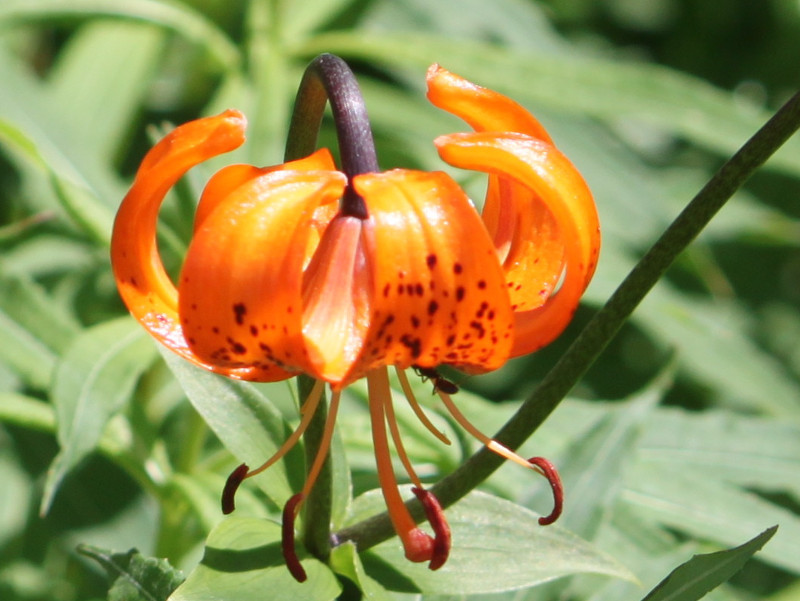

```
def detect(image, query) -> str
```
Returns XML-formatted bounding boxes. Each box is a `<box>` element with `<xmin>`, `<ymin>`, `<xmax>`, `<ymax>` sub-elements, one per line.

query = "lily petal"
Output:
<box><xmin>179</xmin><ymin>168</ymin><xmax>347</xmax><ymax>379</ymax></box>
<box><xmin>111</xmin><ymin>110</ymin><xmax>275</xmax><ymax>379</ymax></box>
<box><xmin>426</xmin><ymin>66</ymin><xmax>569</xmax><ymax>312</ymax></box>
<box><xmin>426</xmin><ymin>64</ymin><xmax>552</xmax><ymax>142</ymax></box>
<box><xmin>436</xmin><ymin>132</ymin><xmax>600</xmax><ymax>356</ymax></box>
<box><xmin>351</xmin><ymin>169</ymin><xmax>514</xmax><ymax>376</ymax></box>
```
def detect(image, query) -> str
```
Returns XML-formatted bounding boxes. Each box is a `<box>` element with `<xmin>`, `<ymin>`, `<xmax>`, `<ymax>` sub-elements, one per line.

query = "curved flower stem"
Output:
<box><xmin>335</xmin><ymin>89</ymin><xmax>800</xmax><ymax>551</ymax></box>
<box><xmin>285</xmin><ymin>52</ymin><xmax>379</xmax><ymax>217</ymax></box>
<box><xmin>282</xmin><ymin>54</ymin><xmax>379</xmax><ymax>562</ymax></box>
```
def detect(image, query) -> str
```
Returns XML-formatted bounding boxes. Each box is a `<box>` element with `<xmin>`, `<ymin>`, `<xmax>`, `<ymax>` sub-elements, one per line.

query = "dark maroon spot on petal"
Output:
<box><xmin>453</xmin><ymin>263</ymin><xmax>463</xmax><ymax>274</ymax></box>
<box><xmin>411</xmin><ymin>316</ymin><xmax>420</xmax><ymax>328</ymax></box>
<box><xmin>233</xmin><ymin>303</ymin><xmax>247</xmax><ymax>325</ymax></box>
<box><xmin>227</xmin><ymin>337</ymin><xmax>247</xmax><ymax>354</ymax></box>
<box><xmin>415</xmin><ymin>283</ymin><xmax>424</xmax><ymax>296</ymax></box>
<box><xmin>383</xmin><ymin>283</ymin><xmax>391</xmax><ymax>297</ymax></box>
<box><xmin>456</xmin><ymin>287</ymin><xmax>465</xmax><ymax>302</ymax></box>
<box><xmin>400</xmin><ymin>334</ymin><xmax>422</xmax><ymax>359</ymax></box>
<box><xmin>427</xmin><ymin>300</ymin><xmax>439</xmax><ymax>316</ymax></box>
<box><xmin>426</xmin><ymin>254</ymin><xmax>438</xmax><ymax>269</ymax></box>
<box><xmin>477</xmin><ymin>280</ymin><xmax>487</xmax><ymax>289</ymax></box>
<box><xmin>250</xmin><ymin>325</ymin><xmax>258</xmax><ymax>336</ymax></box>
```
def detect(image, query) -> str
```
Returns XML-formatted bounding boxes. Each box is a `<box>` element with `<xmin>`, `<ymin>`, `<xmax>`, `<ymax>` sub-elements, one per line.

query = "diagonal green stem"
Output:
<box><xmin>335</xmin><ymin>89</ymin><xmax>800</xmax><ymax>550</ymax></box>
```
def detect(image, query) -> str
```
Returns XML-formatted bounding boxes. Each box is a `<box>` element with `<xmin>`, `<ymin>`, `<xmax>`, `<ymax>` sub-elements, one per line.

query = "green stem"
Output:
<box><xmin>285</xmin><ymin>53</ymin><xmax>378</xmax><ymax>217</ymax></box>
<box><xmin>335</xmin><ymin>89</ymin><xmax>800</xmax><ymax>550</ymax></box>
<box><xmin>297</xmin><ymin>374</ymin><xmax>333</xmax><ymax>560</ymax></box>
<box><xmin>284</xmin><ymin>54</ymin><xmax>379</xmax><ymax>561</ymax></box>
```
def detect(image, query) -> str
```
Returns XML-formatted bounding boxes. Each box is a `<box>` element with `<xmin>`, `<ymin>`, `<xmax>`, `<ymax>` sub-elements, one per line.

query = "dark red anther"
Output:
<box><xmin>221</xmin><ymin>463</ymin><xmax>249</xmax><ymax>514</ymax></box>
<box><xmin>527</xmin><ymin>456</ymin><xmax>563</xmax><ymax>525</ymax></box>
<box><xmin>412</xmin><ymin>487</ymin><xmax>451</xmax><ymax>570</ymax></box>
<box><xmin>282</xmin><ymin>493</ymin><xmax>307</xmax><ymax>582</ymax></box>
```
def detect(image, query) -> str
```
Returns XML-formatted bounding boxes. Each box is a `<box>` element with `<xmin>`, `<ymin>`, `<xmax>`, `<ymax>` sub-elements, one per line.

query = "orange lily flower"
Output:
<box><xmin>111</xmin><ymin>62</ymin><xmax>599</xmax><ymax>580</ymax></box>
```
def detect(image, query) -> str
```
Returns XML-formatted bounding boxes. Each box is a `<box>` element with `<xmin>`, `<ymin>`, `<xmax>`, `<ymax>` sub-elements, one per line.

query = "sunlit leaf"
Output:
<box><xmin>42</xmin><ymin>317</ymin><xmax>158</xmax><ymax>514</ymax></box>
<box><xmin>348</xmin><ymin>489</ymin><xmax>633</xmax><ymax>594</ymax></box>
<box><xmin>640</xmin><ymin>526</ymin><xmax>776</xmax><ymax>601</ymax></box>
<box><xmin>169</xmin><ymin>517</ymin><xmax>341</xmax><ymax>601</ymax></box>
<box><xmin>160</xmin><ymin>349</ymin><xmax>304</xmax><ymax>506</ymax></box>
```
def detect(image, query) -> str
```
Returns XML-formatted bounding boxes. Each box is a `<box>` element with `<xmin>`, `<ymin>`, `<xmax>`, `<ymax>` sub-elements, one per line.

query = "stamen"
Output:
<box><xmin>395</xmin><ymin>368</ymin><xmax>451</xmax><ymax>445</ymax></box>
<box><xmin>301</xmin><ymin>390</ymin><xmax>342</xmax><ymax>498</ymax></box>
<box><xmin>437</xmin><ymin>390</ymin><xmax>563</xmax><ymax>524</ymax></box>
<box><xmin>367</xmin><ymin>368</ymin><xmax>435</xmax><ymax>564</ymax></box>
<box><xmin>282</xmin><ymin>493</ymin><xmax>307</xmax><ymax>582</ymax></box>
<box><xmin>412</xmin><ymin>487</ymin><xmax>451</xmax><ymax>570</ymax></box>
<box><xmin>221</xmin><ymin>462</ymin><xmax>249</xmax><ymax>514</ymax></box>
<box><xmin>280</xmin><ymin>388</ymin><xmax>341</xmax><ymax>582</ymax></box>
<box><xmin>244</xmin><ymin>379</ymin><xmax>326</xmax><ymax>480</ymax></box>
<box><xmin>382</xmin><ymin>382</ymin><xmax>424</xmax><ymax>489</ymax></box>
<box><xmin>528</xmin><ymin>457</ymin><xmax>563</xmax><ymax>525</ymax></box>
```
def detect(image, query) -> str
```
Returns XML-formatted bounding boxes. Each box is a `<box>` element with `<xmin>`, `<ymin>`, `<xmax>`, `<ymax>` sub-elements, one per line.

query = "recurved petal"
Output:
<box><xmin>426</xmin><ymin>65</ymin><xmax>553</xmax><ymax>143</ymax></box>
<box><xmin>193</xmin><ymin>148</ymin><xmax>338</xmax><ymax>234</ymax></box>
<box><xmin>350</xmin><ymin>169</ymin><xmax>514</xmax><ymax>378</ymax></box>
<box><xmin>436</xmin><ymin>132</ymin><xmax>600</xmax><ymax>356</ymax></box>
<box><xmin>178</xmin><ymin>168</ymin><xmax>347</xmax><ymax>379</ymax></box>
<box><xmin>111</xmin><ymin>110</ymin><xmax>270</xmax><ymax>378</ymax></box>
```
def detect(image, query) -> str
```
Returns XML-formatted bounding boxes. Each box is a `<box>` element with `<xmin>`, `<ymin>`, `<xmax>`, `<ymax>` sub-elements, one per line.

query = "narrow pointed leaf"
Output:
<box><xmin>42</xmin><ymin>317</ymin><xmax>157</xmax><ymax>514</ymax></box>
<box><xmin>641</xmin><ymin>526</ymin><xmax>777</xmax><ymax>601</ymax></box>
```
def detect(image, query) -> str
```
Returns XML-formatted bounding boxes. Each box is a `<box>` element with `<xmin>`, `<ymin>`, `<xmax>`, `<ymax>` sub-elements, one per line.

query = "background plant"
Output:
<box><xmin>0</xmin><ymin>0</ymin><xmax>798</xmax><ymax>600</ymax></box>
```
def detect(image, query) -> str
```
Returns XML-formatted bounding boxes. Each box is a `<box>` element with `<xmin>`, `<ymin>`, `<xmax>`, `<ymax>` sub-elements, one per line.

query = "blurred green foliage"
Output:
<box><xmin>0</xmin><ymin>0</ymin><xmax>798</xmax><ymax>600</ymax></box>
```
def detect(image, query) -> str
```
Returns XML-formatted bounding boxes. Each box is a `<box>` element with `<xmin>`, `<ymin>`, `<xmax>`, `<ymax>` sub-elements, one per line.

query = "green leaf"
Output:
<box><xmin>329</xmin><ymin>542</ymin><xmax>391</xmax><ymax>601</ymax></box>
<box><xmin>78</xmin><ymin>545</ymin><xmax>185</xmax><ymax>601</ymax></box>
<box><xmin>622</xmin><ymin>464</ymin><xmax>800</xmax><ymax>574</ymax></box>
<box><xmin>551</xmin><ymin>382</ymin><xmax>662</xmax><ymax>541</ymax></box>
<box><xmin>169</xmin><ymin>517</ymin><xmax>341</xmax><ymax>601</ymax></box>
<box><xmin>159</xmin><ymin>349</ymin><xmax>304</xmax><ymax>506</ymax></box>
<box><xmin>639</xmin><ymin>407</ymin><xmax>800</xmax><ymax>498</ymax></box>
<box><xmin>0</xmin><ymin>115</ymin><xmax>115</xmax><ymax>245</ymax></box>
<box><xmin>0</xmin><ymin>0</ymin><xmax>240</xmax><ymax>71</ymax></box>
<box><xmin>348</xmin><ymin>489</ymin><xmax>633</xmax><ymax>594</ymax></box>
<box><xmin>0</xmin><ymin>268</ymin><xmax>80</xmax><ymax>354</ymax></box>
<box><xmin>0</xmin><ymin>392</ymin><xmax>55</xmax><ymax>433</ymax></box>
<box><xmin>283</xmin><ymin>0</ymin><xmax>357</xmax><ymax>39</ymax></box>
<box><xmin>0</xmin><ymin>307</ymin><xmax>57</xmax><ymax>389</ymax></box>
<box><xmin>41</xmin><ymin>317</ymin><xmax>158</xmax><ymax>514</ymax></box>
<box><xmin>640</xmin><ymin>526</ymin><xmax>777</xmax><ymax>601</ymax></box>
<box><xmin>47</xmin><ymin>20</ymin><xmax>166</xmax><ymax>162</ymax></box>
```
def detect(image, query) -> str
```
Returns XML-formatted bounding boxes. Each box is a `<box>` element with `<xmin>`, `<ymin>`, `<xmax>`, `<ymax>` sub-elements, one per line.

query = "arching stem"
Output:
<box><xmin>285</xmin><ymin>53</ymin><xmax>379</xmax><ymax>217</ymax></box>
